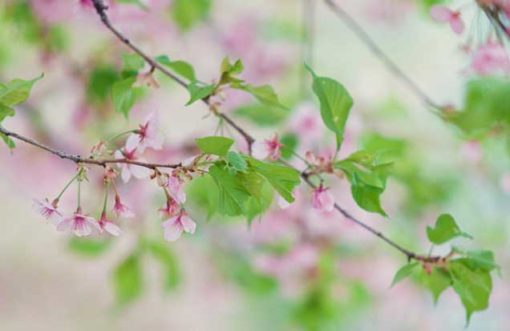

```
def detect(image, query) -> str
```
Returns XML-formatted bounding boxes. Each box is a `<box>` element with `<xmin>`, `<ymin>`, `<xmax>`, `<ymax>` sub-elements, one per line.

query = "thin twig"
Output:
<box><xmin>323</xmin><ymin>0</ymin><xmax>441</xmax><ymax>110</ymax></box>
<box><xmin>0</xmin><ymin>126</ymin><xmax>180</xmax><ymax>170</ymax></box>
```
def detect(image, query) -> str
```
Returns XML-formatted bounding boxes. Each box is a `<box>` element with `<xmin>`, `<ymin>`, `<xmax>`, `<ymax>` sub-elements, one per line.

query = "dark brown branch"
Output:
<box><xmin>0</xmin><ymin>126</ymin><xmax>180</xmax><ymax>170</ymax></box>
<box><xmin>323</xmin><ymin>0</ymin><xmax>441</xmax><ymax>110</ymax></box>
<box><xmin>90</xmin><ymin>0</ymin><xmax>255</xmax><ymax>153</ymax></box>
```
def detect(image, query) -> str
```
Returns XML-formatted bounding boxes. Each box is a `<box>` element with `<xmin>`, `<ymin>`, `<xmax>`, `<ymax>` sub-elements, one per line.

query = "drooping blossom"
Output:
<box><xmin>311</xmin><ymin>185</ymin><xmax>335</xmax><ymax>212</ymax></box>
<box><xmin>166</xmin><ymin>175</ymin><xmax>186</xmax><ymax>204</ymax></box>
<box><xmin>430</xmin><ymin>5</ymin><xmax>464</xmax><ymax>34</ymax></box>
<box><xmin>113</xmin><ymin>194</ymin><xmax>135</xmax><ymax>218</ymax></box>
<box><xmin>125</xmin><ymin>113</ymin><xmax>163</xmax><ymax>153</ymax></box>
<box><xmin>470</xmin><ymin>41</ymin><xmax>510</xmax><ymax>76</ymax></box>
<box><xmin>114</xmin><ymin>147</ymin><xmax>152</xmax><ymax>183</ymax></box>
<box><xmin>33</xmin><ymin>198</ymin><xmax>63</xmax><ymax>225</ymax></box>
<box><xmin>159</xmin><ymin>198</ymin><xmax>181</xmax><ymax>218</ymax></box>
<box><xmin>98</xmin><ymin>212</ymin><xmax>121</xmax><ymax>236</ymax></box>
<box><xmin>161</xmin><ymin>211</ymin><xmax>196</xmax><ymax>242</ymax></box>
<box><xmin>57</xmin><ymin>209</ymin><xmax>100</xmax><ymax>237</ymax></box>
<box><xmin>253</xmin><ymin>134</ymin><xmax>283</xmax><ymax>161</ymax></box>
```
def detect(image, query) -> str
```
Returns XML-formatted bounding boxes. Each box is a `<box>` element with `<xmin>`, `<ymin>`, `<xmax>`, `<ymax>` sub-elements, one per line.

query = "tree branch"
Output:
<box><xmin>323</xmin><ymin>0</ymin><xmax>441</xmax><ymax>110</ymax></box>
<box><xmin>0</xmin><ymin>126</ymin><xmax>180</xmax><ymax>170</ymax></box>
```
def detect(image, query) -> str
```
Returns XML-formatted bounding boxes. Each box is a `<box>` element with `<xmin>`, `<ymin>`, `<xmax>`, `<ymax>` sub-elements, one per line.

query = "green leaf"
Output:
<box><xmin>171</xmin><ymin>0</ymin><xmax>212</xmax><ymax>31</ymax></box>
<box><xmin>233</xmin><ymin>103</ymin><xmax>288</xmax><ymax>127</ymax></box>
<box><xmin>246</xmin><ymin>157</ymin><xmax>300</xmax><ymax>203</ymax></box>
<box><xmin>112</xmin><ymin>77</ymin><xmax>142</xmax><ymax>118</ymax></box>
<box><xmin>122</xmin><ymin>53</ymin><xmax>145</xmax><ymax>73</ymax></box>
<box><xmin>335</xmin><ymin>152</ymin><xmax>391</xmax><ymax>216</ymax></box>
<box><xmin>68</xmin><ymin>237</ymin><xmax>112</xmax><ymax>257</ymax></box>
<box><xmin>235</xmin><ymin>84</ymin><xmax>286</xmax><ymax>109</ymax></box>
<box><xmin>195</xmin><ymin>136</ymin><xmax>234</xmax><ymax>156</ymax></box>
<box><xmin>0</xmin><ymin>132</ymin><xmax>15</xmax><ymax>149</ymax></box>
<box><xmin>426</xmin><ymin>214</ymin><xmax>472</xmax><ymax>245</ymax></box>
<box><xmin>449</xmin><ymin>259</ymin><xmax>492</xmax><ymax>323</ymax></box>
<box><xmin>186</xmin><ymin>82</ymin><xmax>216</xmax><ymax>105</ymax></box>
<box><xmin>418</xmin><ymin>266</ymin><xmax>452</xmax><ymax>303</ymax></box>
<box><xmin>87</xmin><ymin>65</ymin><xmax>119</xmax><ymax>103</ymax></box>
<box><xmin>113</xmin><ymin>253</ymin><xmax>143</xmax><ymax>305</ymax></box>
<box><xmin>155</xmin><ymin>55</ymin><xmax>196</xmax><ymax>82</ymax></box>
<box><xmin>0</xmin><ymin>74</ymin><xmax>43</xmax><ymax>106</ymax></box>
<box><xmin>306</xmin><ymin>65</ymin><xmax>353</xmax><ymax>150</ymax></box>
<box><xmin>0</xmin><ymin>103</ymin><xmax>15</xmax><ymax>122</ymax></box>
<box><xmin>209</xmin><ymin>164</ymin><xmax>253</xmax><ymax>216</ymax></box>
<box><xmin>145</xmin><ymin>241</ymin><xmax>180</xmax><ymax>291</ymax></box>
<box><xmin>391</xmin><ymin>262</ymin><xmax>418</xmax><ymax>287</ymax></box>
<box><xmin>227</xmin><ymin>151</ymin><xmax>247</xmax><ymax>172</ymax></box>
<box><xmin>280</xmin><ymin>133</ymin><xmax>298</xmax><ymax>159</ymax></box>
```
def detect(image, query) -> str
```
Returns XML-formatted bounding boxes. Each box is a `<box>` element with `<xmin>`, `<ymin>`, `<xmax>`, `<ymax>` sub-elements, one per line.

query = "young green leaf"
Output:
<box><xmin>306</xmin><ymin>65</ymin><xmax>353</xmax><ymax>150</ymax></box>
<box><xmin>155</xmin><ymin>55</ymin><xmax>196</xmax><ymax>82</ymax></box>
<box><xmin>418</xmin><ymin>266</ymin><xmax>452</xmax><ymax>304</ymax></box>
<box><xmin>449</xmin><ymin>259</ymin><xmax>492</xmax><ymax>323</ymax></box>
<box><xmin>122</xmin><ymin>53</ymin><xmax>145</xmax><ymax>73</ymax></box>
<box><xmin>209</xmin><ymin>164</ymin><xmax>253</xmax><ymax>216</ymax></box>
<box><xmin>171</xmin><ymin>0</ymin><xmax>212</xmax><ymax>31</ymax></box>
<box><xmin>350</xmin><ymin>173</ymin><xmax>387</xmax><ymax>216</ymax></box>
<box><xmin>235</xmin><ymin>84</ymin><xmax>286</xmax><ymax>109</ymax></box>
<box><xmin>145</xmin><ymin>241</ymin><xmax>180</xmax><ymax>291</ymax></box>
<box><xmin>227</xmin><ymin>151</ymin><xmax>248</xmax><ymax>172</ymax></box>
<box><xmin>68</xmin><ymin>237</ymin><xmax>112</xmax><ymax>257</ymax></box>
<box><xmin>0</xmin><ymin>74</ymin><xmax>43</xmax><ymax>106</ymax></box>
<box><xmin>246</xmin><ymin>157</ymin><xmax>300</xmax><ymax>203</ymax></box>
<box><xmin>113</xmin><ymin>253</ymin><xmax>143</xmax><ymax>305</ymax></box>
<box><xmin>0</xmin><ymin>103</ymin><xmax>15</xmax><ymax>123</ymax></box>
<box><xmin>195</xmin><ymin>136</ymin><xmax>234</xmax><ymax>156</ymax></box>
<box><xmin>186</xmin><ymin>82</ymin><xmax>216</xmax><ymax>105</ymax></box>
<box><xmin>0</xmin><ymin>132</ymin><xmax>15</xmax><ymax>149</ymax></box>
<box><xmin>111</xmin><ymin>77</ymin><xmax>142</xmax><ymax>118</ymax></box>
<box><xmin>426</xmin><ymin>214</ymin><xmax>472</xmax><ymax>245</ymax></box>
<box><xmin>391</xmin><ymin>262</ymin><xmax>419</xmax><ymax>287</ymax></box>
<box><xmin>233</xmin><ymin>103</ymin><xmax>288</xmax><ymax>127</ymax></box>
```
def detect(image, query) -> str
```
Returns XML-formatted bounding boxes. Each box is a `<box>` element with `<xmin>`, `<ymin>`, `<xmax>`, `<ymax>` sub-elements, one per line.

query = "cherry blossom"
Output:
<box><xmin>311</xmin><ymin>185</ymin><xmax>335</xmax><ymax>212</ymax></box>
<box><xmin>166</xmin><ymin>175</ymin><xmax>187</xmax><ymax>204</ymax></box>
<box><xmin>114</xmin><ymin>147</ymin><xmax>152</xmax><ymax>183</ymax></box>
<box><xmin>57</xmin><ymin>209</ymin><xmax>100</xmax><ymax>237</ymax></box>
<box><xmin>161</xmin><ymin>211</ymin><xmax>196</xmax><ymax>242</ymax></box>
<box><xmin>470</xmin><ymin>41</ymin><xmax>510</xmax><ymax>76</ymax></box>
<box><xmin>430</xmin><ymin>5</ymin><xmax>464</xmax><ymax>34</ymax></box>
<box><xmin>159</xmin><ymin>198</ymin><xmax>181</xmax><ymax>218</ymax></box>
<box><xmin>125</xmin><ymin>113</ymin><xmax>163</xmax><ymax>153</ymax></box>
<box><xmin>253</xmin><ymin>134</ymin><xmax>283</xmax><ymax>161</ymax></box>
<box><xmin>33</xmin><ymin>199</ymin><xmax>63</xmax><ymax>225</ymax></box>
<box><xmin>113</xmin><ymin>194</ymin><xmax>135</xmax><ymax>218</ymax></box>
<box><xmin>98</xmin><ymin>212</ymin><xmax>122</xmax><ymax>236</ymax></box>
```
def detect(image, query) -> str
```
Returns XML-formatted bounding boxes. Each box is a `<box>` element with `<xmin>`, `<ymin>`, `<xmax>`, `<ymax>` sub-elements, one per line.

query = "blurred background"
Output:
<box><xmin>0</xmin><ymin>0</ymin><xmax>509</xmax><ymax>330</ymax></box>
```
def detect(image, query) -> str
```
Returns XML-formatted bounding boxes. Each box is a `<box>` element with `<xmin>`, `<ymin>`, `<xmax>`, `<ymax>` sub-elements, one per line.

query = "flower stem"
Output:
<box><xmin>54</xmin><ymin>172</ymin><xmax>80</xmax><ymax>201</ymax></box>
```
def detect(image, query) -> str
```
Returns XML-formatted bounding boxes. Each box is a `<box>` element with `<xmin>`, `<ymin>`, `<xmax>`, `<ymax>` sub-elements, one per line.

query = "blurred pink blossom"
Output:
<box><xmin>33</xmin><ymin>198</ymin><xmax>63</xmax><ymax>225</ymax></box>
<box><xmin>430</xmin><ymin>5</ymin><xmax>464</xmax><ymax>34</ymax></box>
<box><xmin>470</xmin><ymin>41</ymin><xmax>510</xmax><ymax>76</ymax></box>
<box><xmin>162</xmin><ymin>211</ymin><xmax>196</xmax><ymax>242</ymax></box>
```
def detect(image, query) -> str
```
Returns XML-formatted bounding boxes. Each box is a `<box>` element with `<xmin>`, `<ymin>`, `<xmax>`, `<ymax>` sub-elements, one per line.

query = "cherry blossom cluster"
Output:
<box><xmin>33</xmin><ymin>113</ymin><xmax>196</xmax><ymax>242</ymax></box>
<box><xmin>431</xmin><ymin>1</ymin><xmax>510</xmax><ymax>76</ymax></box>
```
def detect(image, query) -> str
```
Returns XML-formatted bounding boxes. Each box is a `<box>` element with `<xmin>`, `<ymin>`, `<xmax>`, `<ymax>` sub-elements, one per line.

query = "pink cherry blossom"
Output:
<box><xmin>430</xmin><ymin>5</ymin><xmax>464</xmax><ymax>34</ymax></box>
<box><xmin>253</xmin><ymin>134</ymin><xmax>283</xmax><ymax>161</ymax></box>
<box><xmin>166</xmin><ymin>175</ymin><xmax>186</xmax><ymax>204</ymax></box>
<box><xmin>33</xmin><ymin>198</ymin><xmax>63</xmax><ymax>225</ymax></box>
<box><xmin>114</xmin><ymin>147</ymin><xmax>152</xmax><ymax>183</ymax></box>
<box><xmin>113</xmin><ymin>194</ymin><xmax>135</xmax><ymax>218</ymax></box>
<box><xmin>159</xmin><ymin>198</ymin><xmax>181</xmax><ymax>218</ymax></box>
<box><xmin>57</xmin><ymin>210</ymin><xmax>100</xmax><ymax>237</ymax></box>
<box><xmin>125</xmin><ymin>113</ymin><xmax>163</xmax><ymax>153</ymax></box>
<box><xmin>161</xmin><ymin>211</ymin><xmax>196</xmax><ymax>242</ymax></box>
<box><xmin>98</xmin><ymin>212</ymin><xmax>121</xmax><ymax>236</ymax></box>
<box><xmin>470</xmin><ymin>41</ymin><xmax>510</xmax><ymax>76</ymax></box>
<box><xmin>311</xmin><ymin>185</ymin><xmax>335</xmax><ymax>212</ymax></box>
